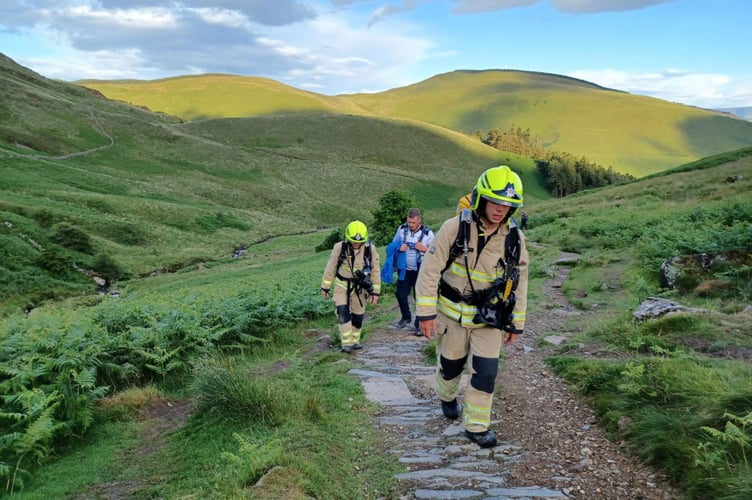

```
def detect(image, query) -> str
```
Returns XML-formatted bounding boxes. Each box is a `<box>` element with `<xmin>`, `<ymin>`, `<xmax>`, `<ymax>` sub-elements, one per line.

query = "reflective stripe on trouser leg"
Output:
<box><xmin>464</xmin><ymin>327</ymin><xmax>503</xmax><ymax>433</ymax></box>
<box><xmin>463</xmin><ymin>390</ymin><xmax>493</xmax><ymax>431</ymax></box>
<box><xmin>340</xmin><ymin>328</ymin><xmax>354</xmax><ymax>345</ymax></box>
<box><xmin>348</xmin><ymin>292</ymin><xmax>367</xmax><ymax>344</ymax></box>
<box><xmin>335</xmin><ymin>302</ymin><xmax>353</xmax><ymax>346</ymax></box>
<box><xmin>434</xmin><ymin>313</ymin><xmax>468</xmax><ymax>402</ymax></box>
<box><xmin>463</xmin><ymin>356</ymin><xmax>499</xmax><ymax>431</ymax></box>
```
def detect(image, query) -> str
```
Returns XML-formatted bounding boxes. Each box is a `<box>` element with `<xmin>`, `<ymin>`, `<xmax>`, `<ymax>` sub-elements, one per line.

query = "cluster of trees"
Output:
<box><xmin>471</xmin><ymin>126</ymin><xmax>545</xmax><ymax>159</ymax></box>
<box><xmin>316</xmin><ymin>190</ymin><xmax>414</xmax><ymax>252</ymax></box>
<box><xmin>471</xmin><ymin>126</ymin><xmax>634</xmax><ymax>197</ymax></box>
<box><xmin>535</xmin><ymin>153</ymin><xmax>635</xmax><ymax>197</ymax></box>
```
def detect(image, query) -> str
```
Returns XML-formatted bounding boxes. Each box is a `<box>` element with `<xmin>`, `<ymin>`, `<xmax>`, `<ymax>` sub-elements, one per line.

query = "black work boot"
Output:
<box><xmin>441</xmin><ymin>399</ymin><xmax>461</xmax><ymax>420</ymax></box>
<box><xmin>464</xmin><ymin>429</ymin><xmax>498</xmax><ymax>448</ymax></box>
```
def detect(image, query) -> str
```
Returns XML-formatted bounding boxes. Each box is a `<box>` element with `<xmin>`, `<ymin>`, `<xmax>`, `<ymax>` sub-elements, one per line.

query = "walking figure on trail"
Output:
<box><xmin>390</xmin><ymin>208</ymin><xmax>434</xmax><ymax>335</ymax></box>
<box><xmin>415</xmin><ymin>165</ymin><xmax>529</xmax><ymax>448</ymax></box>
<box><xmin>321</xmin><ymin>221</ymin><xmax>381</xmax><ymax>353</ymax></box>
<box><xmin>520</xmin><ymin>211</ymin><xmax>529</xmax><ymax>230</ymax></box>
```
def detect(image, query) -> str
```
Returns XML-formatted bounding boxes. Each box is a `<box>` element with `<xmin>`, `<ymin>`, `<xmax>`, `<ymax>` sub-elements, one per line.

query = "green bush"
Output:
<box><xmin>35</xmin><ymin>244</ymin><xmax>76</xmax><ymax>278</ymax></box>
<box><xmin>51</xmin><ymin>223</ymin><xmax>93</xmax><ymax>254</ymax></box>
<box><xmin>370</xmin><ymin>190</ymin><xmax>415</xmax><ymax>245</ymax></box>
<box><xmin>315</xmin><ymin>227</ymin><xmax>341</xmax><ymax>253</ymax></box>
<box><xmin>91</xmin><ymin>253</ymin><xmax>129</xmax><ymax>285</ymax></box>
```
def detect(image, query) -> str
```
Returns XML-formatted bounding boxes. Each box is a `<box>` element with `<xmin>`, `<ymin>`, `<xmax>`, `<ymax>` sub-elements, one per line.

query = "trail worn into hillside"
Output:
<box><xmin>75</xmin><ymin>252</ymin><xmax>680</xmax><ymax>499</ymax></box>
<box><xmin>352</xmin><ymin>253</ymin><xmax>680</xmax><ymax>499</ymax></box>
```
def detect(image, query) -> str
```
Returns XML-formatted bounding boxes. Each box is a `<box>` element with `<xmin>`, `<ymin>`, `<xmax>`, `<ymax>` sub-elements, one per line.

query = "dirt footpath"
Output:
<box><xmin>353</xmin><ymin>259</ymin><xmax>680</xmax><ymax>499</ymax></box>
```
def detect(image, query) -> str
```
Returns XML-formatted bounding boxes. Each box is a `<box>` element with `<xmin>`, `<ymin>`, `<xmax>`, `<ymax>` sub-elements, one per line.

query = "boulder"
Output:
<box><xmin>659</xmin><ymin>250</ymin><xmax>751</xmax><ymax>291</ymax></box>
<box><xmin>633</xmin><ymin>297</ymin><xmax>707</xmax><ymax>322</ymax></box>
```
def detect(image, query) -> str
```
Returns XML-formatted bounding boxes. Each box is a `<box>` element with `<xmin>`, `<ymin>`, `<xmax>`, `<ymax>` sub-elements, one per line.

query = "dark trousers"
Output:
<box><xmin>396</xmin><ymin>269</ymin><xmax>419</xmax><ymax>326</ymax></box>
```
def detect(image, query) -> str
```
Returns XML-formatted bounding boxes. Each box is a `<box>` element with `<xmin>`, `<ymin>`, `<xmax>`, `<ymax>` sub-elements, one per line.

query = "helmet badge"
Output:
<box><xmin>502</xmin><ymin>182</ymin><xmax>519</xmax><ymax>199</ymax></box>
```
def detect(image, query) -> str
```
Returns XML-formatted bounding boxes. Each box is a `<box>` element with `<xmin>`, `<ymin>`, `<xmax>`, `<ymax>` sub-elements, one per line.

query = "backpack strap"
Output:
<box><xmin>401</xmin><ymin>223</ymin><xmax>430</xmax><ymax>243</ymax></box>
<box><xmin>335</xmin><ymin>241</ymin><xmax>349</xmax><ymax>277</ymax></box>
<box><xmin>364</xmin><ymin>241</ymin><xmax>372</xmax><ymax>269</ymax></box>
<box><xmin>441</xmin><ymin>209</ymin><xmax>473</xmax><ymax>275</ymax></box>
<box><xmin>505</xmin><ymin>222</ymin><xmax>521</xmax><ymax>268</ymax></box>
<box><xmin>400</xmin><ymin>223</ymin><xmax>408</xmax><ymax>243</ymax></box>
<box><xmin>501</xmin><ymin>223</ymin><xmax>522</xmax><ymax>300</ymax></box>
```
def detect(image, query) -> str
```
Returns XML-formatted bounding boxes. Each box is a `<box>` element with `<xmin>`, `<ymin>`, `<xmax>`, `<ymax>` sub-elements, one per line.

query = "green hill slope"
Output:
<box><xmin>81</xmin><ymin>68</ymin><xmax>752</xmax><ymax>178</ymax></box>
<box><xmin>1</xmin><ymin>55</ymin><xmax>547</xmax><ymax>315</ymax></box>
<box><xmin>78</xmin><ymin>73</ymin><xmax>365</xmax><ymax>120</ymax></box>
<box><xmin>341</xmin><ymin>70</ymin><xmax>752</xmax><ymax>177</ymax></box>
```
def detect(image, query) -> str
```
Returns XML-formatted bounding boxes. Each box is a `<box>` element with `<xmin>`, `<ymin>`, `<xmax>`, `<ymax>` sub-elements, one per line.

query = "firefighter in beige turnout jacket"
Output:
<box><xmin>321</xmin><ymin>221</ymin><xmax>381</xmax><ymax>353</ymax></box>
<box><xmin>415</xmin><ymin>166</ymin><xmax>529</xmax><ymax>448</ymax></box>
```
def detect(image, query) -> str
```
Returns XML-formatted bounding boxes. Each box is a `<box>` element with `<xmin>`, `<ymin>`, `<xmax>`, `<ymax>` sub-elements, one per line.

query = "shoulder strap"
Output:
<box><xmin>505</xmin><ymin>223</ymin><xmax>521</xmax><ymax>268</ymax></box>
<box><xmin>364</xmin><ymin>241</ymin><xmax>372</xmax><ymax>268</ymax></box>
<box><xmin>336</xmin><ymin>241</ymin><xmax>349</xmax><ymax>272</ymax></box>
<box><xmin>441</xmin><ymin>209</ymin><xmax>472</xmax><ymax>274</ymax></box>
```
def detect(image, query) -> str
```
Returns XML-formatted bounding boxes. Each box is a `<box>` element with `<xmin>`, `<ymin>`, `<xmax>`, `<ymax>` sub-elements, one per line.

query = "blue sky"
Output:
<box><xmin>1</xmin><ymin>0</ymin><xmax>750</xmax><ymax>109</ymax></box>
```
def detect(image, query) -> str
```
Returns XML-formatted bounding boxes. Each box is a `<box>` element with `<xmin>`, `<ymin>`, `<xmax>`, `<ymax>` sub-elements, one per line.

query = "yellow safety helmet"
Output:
<box><xmin>471</xmin><ymin>165</ymin><xmax>524</xmax><ymax>211</ymax></box>
<box><xmin>345</xmin><ymin>220</ymin><xmax>368</xmax><ymax>243</ymax></box>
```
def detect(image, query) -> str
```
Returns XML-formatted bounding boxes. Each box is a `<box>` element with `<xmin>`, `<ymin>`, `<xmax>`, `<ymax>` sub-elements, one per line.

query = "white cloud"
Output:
<box><xmin>264</xmin><ymin>14</ymin><xmax>433</xmax><ymax>93</ymax></box>
<box><xmin>568</xmin><ymin>69</ymin><xmax>752</xmax><ymax>109</ymax></box>
<box><xmin>367</xmin><ymin>0</ymin><xmax>426</xmax><ymax>27</ymax></box>
<box><xmin>450</xmin><ymin>0</ymin><xmax>672</xmax><ymax>14</ymax></box>
<box><xmin>549</xmin><ymin>0</ymin><xmax>673</xmax><ymax>13</ymax></box>
<box><xmin>451</xmin><ymin>0</ymin><xmax>537</xmax><ymax>14</ymax></box>
<box><xmin>190</xmin><ymin>7</ymin><xmax>252</xmax><ymax>29</ymax></box>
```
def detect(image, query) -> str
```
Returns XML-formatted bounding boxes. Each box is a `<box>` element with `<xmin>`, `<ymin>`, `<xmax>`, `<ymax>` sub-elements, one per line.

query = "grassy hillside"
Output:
<box><xmin>78</xmin><ymin>73</ymin><xmax>365</xmax><ymax>120</ymax></box>
<box><xmin>79</xmin><ymin>68</ymin><xmax>752</xmax><ymax>178</ymax></box>
<box><xmin>342</xmin><ymin>70</ymin><xmax>752</xmax><ymax>177</ymax></box>
<box><xmin>0</xmin><ymin>55</ymin><xmax>548</xmax><ymax>315</ymax></box>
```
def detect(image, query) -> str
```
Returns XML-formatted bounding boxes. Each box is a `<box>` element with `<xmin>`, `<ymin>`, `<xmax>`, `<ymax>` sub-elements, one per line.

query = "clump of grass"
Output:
<box><xmin>219</xmin><ymin>433</ymin><xmax>285</xmax><ymax>488</ymax></box>
<box><xmin>189</xmin><ymin>354</ymin><xmax>325</xmax><ymax>426</ymax></box>
<box><xmin>96</xmin><ymin>384</ymin><xmax>165</xmax><ymax>421</ymax></box>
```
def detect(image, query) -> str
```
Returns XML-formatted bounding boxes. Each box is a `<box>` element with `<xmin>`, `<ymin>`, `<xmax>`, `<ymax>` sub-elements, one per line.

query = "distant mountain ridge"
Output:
<box><xmin>79</xmin><ymin>68</ymin><xmax>752</xmax><ymax>177</ymax></box>
<box><xmin>715</xmin><ymin>107</ymin><xmax>752</xmax><ymax>120</ymax></box>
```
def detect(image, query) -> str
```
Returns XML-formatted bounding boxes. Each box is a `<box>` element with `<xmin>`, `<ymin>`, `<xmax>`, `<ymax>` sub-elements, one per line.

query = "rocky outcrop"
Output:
<box><xmin>633</xmin><ymin>297</ymin><xmax>707</xmax><ymax>322</ymax></box>
<box><xmin>659</xmin><ymin>250</ymin><xmax>751</xmax><ymax>292</ymax></box>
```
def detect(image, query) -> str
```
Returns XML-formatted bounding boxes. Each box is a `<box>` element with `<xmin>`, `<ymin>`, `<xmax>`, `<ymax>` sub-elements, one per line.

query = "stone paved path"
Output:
<box><xmin>350</xmin><ymin>331</ymin><xmax>568</xmax><ymax>500</ymax></box>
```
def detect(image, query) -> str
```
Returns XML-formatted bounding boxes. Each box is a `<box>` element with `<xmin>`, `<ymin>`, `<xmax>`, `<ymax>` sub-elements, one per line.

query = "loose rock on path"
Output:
<box><xmin>349</xmin><ymin>258</ymin><xmax>680</xmax><ymax>499</ymax></box>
